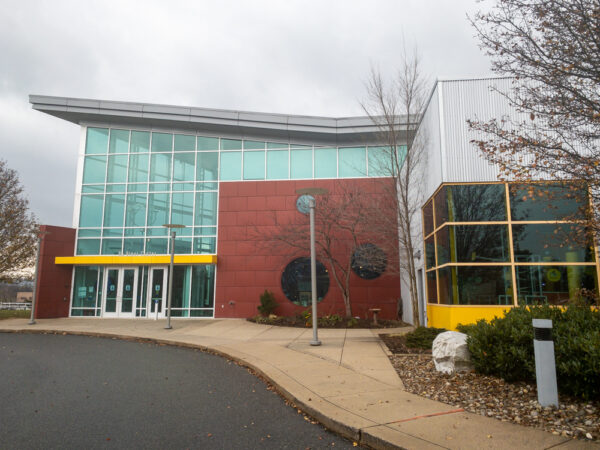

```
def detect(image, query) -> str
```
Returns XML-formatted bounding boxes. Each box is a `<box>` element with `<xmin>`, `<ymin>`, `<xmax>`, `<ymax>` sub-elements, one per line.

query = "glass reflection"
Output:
<box><xmin>513</xmin><ymin>224</ymin><xmax>594</xmax><ymax>263</ymax></box>
<box><xmin>436</xmin><ymin>225</ymin><xmax>509</xmax><ymax>264</ymax></box>
<box><xmin>516</xmin><ymin>265</ymin><xmax>598</xmax><ymax>305</ymax></box>
<box><xmin>435</xmin><ymin>184</ymin><xmax>506</xmax><ymax>225</ymax></box>
<box><xmin>510</xmin><ymin>182</ymin><xmax>587</xmax><ymax>221</ymax></box>
<box><xmin>438</xmin><ymin>266</ymin><xmax>513</xmax><ymax>305</ymax></box>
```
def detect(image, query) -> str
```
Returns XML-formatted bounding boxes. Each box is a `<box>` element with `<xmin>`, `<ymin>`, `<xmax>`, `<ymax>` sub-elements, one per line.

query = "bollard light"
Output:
<box><xmin>532</xmin><ymin>319</ymin><xmax>559</xmax><ymax>407</ymax></box>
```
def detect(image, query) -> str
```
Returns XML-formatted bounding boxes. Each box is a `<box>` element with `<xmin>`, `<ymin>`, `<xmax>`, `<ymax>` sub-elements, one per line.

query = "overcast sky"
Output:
<box><xmin>0</xmin><ymin>0</ymin><xmax>491</xmax><ymax>227</ymax></box>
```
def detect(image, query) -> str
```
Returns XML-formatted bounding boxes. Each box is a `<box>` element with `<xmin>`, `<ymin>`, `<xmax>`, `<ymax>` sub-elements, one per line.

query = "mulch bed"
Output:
<box><xmin>380</xmin><ymin>334</ymin><xmax>599</xmax><ymax>442</ymax></box>
<box><xmin>247</xmin><ymin>316</ymin><xmax>408</xmax><ymax>329</ymax></box>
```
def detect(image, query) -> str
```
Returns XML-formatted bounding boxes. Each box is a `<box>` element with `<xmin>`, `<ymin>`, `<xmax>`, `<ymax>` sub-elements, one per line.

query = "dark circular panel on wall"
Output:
<box><xmin>281</xmin><ymin>257</ymin><xmax>329</xmax><ymax>306</ymax></box>
<box><xmin>351</xmin><ymin>243</ymin><xmax>387</xmax><ymax>280</ymax></box>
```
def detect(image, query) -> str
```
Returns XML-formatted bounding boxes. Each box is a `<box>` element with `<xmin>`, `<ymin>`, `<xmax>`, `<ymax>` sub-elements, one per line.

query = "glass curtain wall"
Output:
<box><xmin>423</xmin><ymin>182</ymin><xmax>598</xmax><ymax>306</ymax></box>
<box><xmin>78</xmin><ymin>127</ymin><xmax>400</xmax><ymax>256</ymax></box>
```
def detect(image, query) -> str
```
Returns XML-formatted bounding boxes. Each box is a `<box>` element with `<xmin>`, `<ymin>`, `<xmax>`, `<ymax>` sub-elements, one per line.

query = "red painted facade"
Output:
<box><xmin>214</xmin><ymin>179</ymin><xmax>401</xmax><ymax>319</ymax></box>
<box><xmin>34</xmin><ymin>225</ymin><xmax>76</xmax><ymax>319</ymax></box>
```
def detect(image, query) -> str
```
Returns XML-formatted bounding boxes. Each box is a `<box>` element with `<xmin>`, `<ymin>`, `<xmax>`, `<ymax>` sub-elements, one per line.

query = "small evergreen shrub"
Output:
<box><xmin>404</xmin><ymin>326</ymin><xmax>447</xmax><ymax>350</ymax></box>
<box><xmin>457</xmin><ymin>305</ymin><xmax>600</xmax><ymax>400</ymax></box>
<box><xmin>257</xmin><ymin>290</ymin><xmax>278</xmax><ymax>316</ymax></box>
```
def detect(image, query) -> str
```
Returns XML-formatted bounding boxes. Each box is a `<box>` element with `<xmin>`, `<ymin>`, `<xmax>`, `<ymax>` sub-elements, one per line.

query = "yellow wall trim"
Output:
<box><xmin>427</xmin><ymin>304</ymin><xmax>512</xmax><ymax>330</ymax></box>
<box><xmin>55</xmin><ymin>255</ymin><xmax>217</xmax><ymax>265</ymax></box>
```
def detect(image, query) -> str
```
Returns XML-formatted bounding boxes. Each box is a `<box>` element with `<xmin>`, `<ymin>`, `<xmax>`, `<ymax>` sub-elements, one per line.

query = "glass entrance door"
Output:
<box><xmin>148</xmin><ymin>267</ymin><xmax>167</xmax><ymax>319</ymax></box>
<box><xmin>102</xmin><ymin>267</ymin><xmax>137</xmax><ymax>318</ymax></box>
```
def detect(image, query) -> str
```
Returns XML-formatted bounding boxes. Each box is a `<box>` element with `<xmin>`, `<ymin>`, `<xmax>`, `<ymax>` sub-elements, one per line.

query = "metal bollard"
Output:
<box><xmin>532</xmin><ymin>319</ymin><xmax>559</xmax><ymax>407</ymax></box>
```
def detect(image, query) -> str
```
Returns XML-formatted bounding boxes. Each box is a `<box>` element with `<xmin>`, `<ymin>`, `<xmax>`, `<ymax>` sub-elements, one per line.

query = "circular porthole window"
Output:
<box><xmin>281</xmin><ymin>257</ymin><xmax>329</xmax><ymax>306</ymax></box>
<box><xmin>296</xmin><ymin>194</ymin><xmax>314</xmax><ymax>215</ymax></box>
<box><xmin>351</xmin><ymin>243</ymin><xmax>387</xmax><ymax>279</ymax></box>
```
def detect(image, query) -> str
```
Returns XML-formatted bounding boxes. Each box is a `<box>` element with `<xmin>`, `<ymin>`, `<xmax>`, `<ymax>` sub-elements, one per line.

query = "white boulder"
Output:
<box><xmin>432</xmin><ymin>331</ymin><xmax>474</xmax><ymax>374</ymax></box>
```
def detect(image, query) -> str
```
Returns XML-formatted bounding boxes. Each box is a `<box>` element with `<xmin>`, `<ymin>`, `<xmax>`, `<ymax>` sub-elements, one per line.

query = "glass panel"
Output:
<box><xmin>82</xmin><ymin>185</ymin><xmax>104</xmax><ymax>193</ymax></box>
<box><xmin>267</xmin><ymin>142</ymin><xmax>288</xmax><ymax>149</ymax></box>
<box><xmin>427</xmin><ymin>271</ymin><xmax>438</xmax><ymax>303</ymax></box>
<box><xmin>314</xmin><ymin>148</ymin><xmax>337</xmax><ymax>179</ymax></box>
<box><xmin>281</xmin><ymin>257</ymin><xmax>328</xmax><ymax>306</ymax></box>
<box><xmin>172</xmin><ymin>182</ymin><xmax>195</xmax><ymax>191</ymax></box>
<box><xmin>197</xmin><ymin>152</ymin><xmax>218</xmax><ymax>181</ymax></box>
<box><xmin>425</xmin><ymin>236</ymin><xmax>435</xmax><ymax>269</ymax></box>
<box><xmin>266</xmin><ymin>150</ymin><xmax>289</xmax><ymax>180</ymax></box>
<box><xmin>173</xmin><ymin>152</ymin><xmax>195</xmax><ymax>181</ymax></box>
<box><xmin>121</xmin><ymin>269</ymin><xmax>135</xmax><ymax>313</ymax></box>
<box><xmin>130</xmin><ymin>131</ymin><xmax>150</xmax><ymax>153</ymax></box>
<box><xmin>78</xmin><ymin>229</ymin><xmax>101</xmax><ymax>237</ymax></box>
<box><xmin>194</xmin><ymin>192</ymin><xmax>217</xmax><ymax>226</ymax></box>
<box><xmin>513</xmin><ymin>224</ymin><xmax>594</xmax><ymax>263</ymax></box>
<box><xmin>194</xmin><ymin>227</ymin><xmax>217</xmax><ymax>236</ymax></box>
<box><xmin>102</xmin><ymin>228</ymin><xmax>123</xmax><ymax>237</ymax></box>
<box><xmin>510</xmin><ymin>182</ymin><xmax>587</xmax><ymax>221</ymax></box>
<box><xmin>171</xmin><ymin>192</ymin><xmax>194</xmax><ymax>226</ymax></box>
<box><xmin>191</xmin><ymin>265</ymin><xmax>215</xmax><ymax>308</ymax></box>
<box><xmin>71</xmin><ymin>266</ymin><xmax>100</xmax><ymax>309</ymax></box>
<box><xmin>103</xmin><ymin>194</ymin><xmax>125</xmax><ymax>228</ymax></box>
<box><xmin>76</xmin><ymin>239</ymin><xmax>100</xmax><ymax>255</ymax></box>
<box><xmin>106</xmin><ymin>155</ymin><xmax>128</xmax><ymax>183</ymax></box>
<box><xmin>171</xmin><ymin>266</ymin><xmax>190</xmax><ymax>309</ymax></box>
<box><xmin>128</xmin><ymin>154</ymin><xmax>148</xmax><ymax>183</ymax></box>
<box><xmin>146</xmin><ymin>238</ymin><xmax>168</xmax><ymax>254</ymax></box>
<box><xmin>423</xmin><ymin>200</ymin><xmax>434</xmax><ymax>236</ymax></box>
<box><xmin>85</xmin><ymin>128</ymin><xmax>108</xmax><ymax>154</ymax></box>
<box><xmin>150</xmin><ymin>269</ymin><xmax>164</xmax><ymax>313</ymax></box>
<box><xmin>149</xmin><ymin>183</ymin><xmax>170</xmax><ymax>192</ymax></box>
<box><xmin>193</xmin><ymin>237</ymin><xmax>216</xmax><ymax>254</ymax></box>
<box><xmin>290</xmin><ymin>149</ymin><xmax>312</xmax><ymax>179</ymax></box>
<box><xmin>339</xmin><ymin>147</ymin><xmax>366</xmax><ymax>177</ymax></box>
<box><xmin>196</xmin><ymin>182</ymin><xmax>218</xmax><ymax>191</ymax></box>
<box><xmin>436</xmin><ymin>225</ymin><xmax>510</xmax><ymax>264</ymax></box>
<box><xmin>197</xmin><ymin>136</ymin><xmax>219</xmax><ymax>150</ymax></box>
<box><xmin>243</xmin><ymin>151</ymin><xmax>265</xmax><ymax>180</ymax></box>
<box><xmin>101</xmin><ymin>239</ymin><xmax>122</xmax><ymax>255</ymax></box>
<box><xmin>291</xmin><ymin>144</ymin><xmax>311</xmax><ymax>149</ymax></box>
<box><xmin>147</xmin><ymin>193</ymin><xmax>170</xmax><ymax>227</ymax></box>
<box><xmin>82</xmin><ymin>155</ymin><xmax>107</xmax><ymax>184</ymax></box>
<box><xmin>123</xmin><ymin>238</ymin><xmax>144</xmax><ymax>254</ymax></box>
<box><xmin>438</xmin><ymin>266</ymin><xmax>513</xmax><ymax>305</ymax></box>
<box><xmin>190</xmin><ymin>309</ymin><xmax>213</xmax><ymax>317</ymax></box>
<box><xmin>368</xmin><ymin>146</ymin><xmax>390</xmax><ymax>177</ymax></box>
<box><xmin>151</xmin><ymin>132</ymin><xmax>172</xmax><ymax>152</ymax></box>
<box><xmin>136</xmin><ymin>266</ymin><xmax>147</xmax><ymax>310</ymax></box>
<box><xmin>109</xmin><ymin>129</ymin><xmax>129</xmax><ymax>153</ymax></box>
<box><xmin>124</xmin><ymin>227</ymin><xmax>145</xmax><ymax>236</ymax></box>
<box><xmin>127</xmin><ymin>183</ymin><xmax>147</xmax><ymax>192</ymax></box>
<box><xmin>244</xmin><ymin>140</ymin><xmax>265</xmax><ymax>150</ymax></box>
<box><xmin>79</xmin><ymin>195</ymin><xmax>104</xmax><ymax>227</ymax></box>
<box><xmin>219</xmin><ymin>152</ymin><xmax>241</xmax><ymax>180</ymax></box>
<box><xmin>105</xmin><ymin>184</ymin><xmax>126</xmax><ymax>193</ymax></box>
<box><xmin>104</xmin><ymin>269</ymin><xmax>118</xmax><ymax>313</ymax></box>
<box><xmin>516</xmin><ymin>265</ymin><xmax>598</xmax><ymax>305</ymax></box>
<box><xmin>147</xmin><ymin>227</ymin><xmax>168</xmax><ymax>236</ymax></box>
<box><xmin>149</xmin><ymin>153</ymin><xmax>172</xmax><ymax>182</ymax></box>
<box><xmin>174</xmin><ymin>237</ymin><xmax>192</xmax><ymax>254</ymax></box>
<box><xmin>174</xmin><ymin>134</ymin><xmax>195</xmax><ymax>151</ymax></box>
<box><xmin>125</xmin><ymin>193</ymin><xmax>147</xmax><ymax>227</ymax></box>
<box><xmin>436</xmin><ymin>184</ymin><xmax>506</xmax><ymax>224</ymax></box>
<box><xmin>221</xmin><ymin>139</ymin><xmax>242</xmax><ymax>150</ymax></box>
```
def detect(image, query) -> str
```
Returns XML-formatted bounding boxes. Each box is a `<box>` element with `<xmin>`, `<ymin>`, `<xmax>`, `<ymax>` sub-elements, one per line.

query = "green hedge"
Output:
<box><xmin>457</xmin><ymin>305</ymin><xmax>600</xmax><ymax>400</ymax></box>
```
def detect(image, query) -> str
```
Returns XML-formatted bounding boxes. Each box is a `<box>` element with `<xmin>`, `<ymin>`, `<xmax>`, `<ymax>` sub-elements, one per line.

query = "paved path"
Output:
<box><xmin>1</xmin><ymin>318</ymin><xmax>597</xmax><ymax>449</ymax></box>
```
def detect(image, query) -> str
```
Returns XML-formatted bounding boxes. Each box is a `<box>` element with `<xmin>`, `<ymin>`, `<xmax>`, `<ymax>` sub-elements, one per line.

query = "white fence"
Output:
<box><xmin>0</xmin><ymin>302</ymin><xmax>31</xmax><ymax>310</ymax></box>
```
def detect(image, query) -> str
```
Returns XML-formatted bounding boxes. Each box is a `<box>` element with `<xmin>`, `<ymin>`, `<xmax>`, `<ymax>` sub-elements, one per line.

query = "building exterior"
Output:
<box><xmin>30</xmin><ymin>76</ymin><xmax>598</xmax><ymax>327</ymax></box>
<box><xmin>30</xmin><ymin>95</ymin><xmax>403</xmax><ymax>321</ymax></box>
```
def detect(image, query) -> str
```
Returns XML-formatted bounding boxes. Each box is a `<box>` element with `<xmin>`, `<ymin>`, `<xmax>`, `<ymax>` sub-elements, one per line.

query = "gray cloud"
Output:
<box><xmin>0</xmin><ymin>0</ymin><xmax>490</xmax><ymax>227</ymax></box>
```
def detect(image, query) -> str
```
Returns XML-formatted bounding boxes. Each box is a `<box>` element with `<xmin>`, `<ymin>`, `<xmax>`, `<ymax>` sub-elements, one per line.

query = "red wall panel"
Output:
<box><xmin>35</xmin><ymin>225</ymin><xmax>76</xmax><ymax>319</ymax></box>
<box><xmin>215</xmin><ymin>179</ymin><xmax>401</xmax><ymax>320</ymax></box>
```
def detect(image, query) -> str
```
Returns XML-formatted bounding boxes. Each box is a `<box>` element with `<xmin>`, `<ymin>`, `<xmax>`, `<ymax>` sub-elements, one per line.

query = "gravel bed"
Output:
<box><xmin>390</xmin><ymin>354</ymin><xmax>599</xmax><ymax>442</ymax></box>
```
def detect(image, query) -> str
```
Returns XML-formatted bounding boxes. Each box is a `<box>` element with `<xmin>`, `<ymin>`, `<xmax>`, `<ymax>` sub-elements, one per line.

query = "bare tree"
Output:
<box><xmin>361</xmin><ymin>46</ymin><xmax>429</xmax><ymax>326</ymax></box>
<box><xmin>263</xmin><ymin>184</ymin><xmax>396</xmax><ymax>318</ymax></box>
<box><xmin>468</xmin><ymin>0</ymin><xmax>600</xmax><ymax>235</ymax></box>
<box><xmin>0</xmin><ymin>160</ymin><xmax>38</xmax><ymax>281</ymax></box>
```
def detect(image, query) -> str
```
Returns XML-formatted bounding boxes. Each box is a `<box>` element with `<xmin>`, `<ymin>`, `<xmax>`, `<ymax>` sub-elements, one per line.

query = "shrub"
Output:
<box><xmin>346</xmin><ymin>317</ymin><xmax>358</xmax><ymax>328</ymax></box>
<box><xmin>457</xmin><ymin>305</ymin><xmax>600</xmax><ymax>400</ymax></box>
<box><xmin>404</xmin><ymin>326</ymin><xmax>447</xmax><ymax>350</ymax></box>
<box><xmin>257</xmin><ymin>290</ymin><xmax>278</xmax><ymax>316</ymax></box>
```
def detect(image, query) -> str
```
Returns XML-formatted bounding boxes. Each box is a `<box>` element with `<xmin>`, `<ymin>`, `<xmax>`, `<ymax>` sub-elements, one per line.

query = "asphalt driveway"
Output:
<box><xmin>0</xmin><ymin>333</ymin><xmax>354</xmax><ymax>449</ymax></box>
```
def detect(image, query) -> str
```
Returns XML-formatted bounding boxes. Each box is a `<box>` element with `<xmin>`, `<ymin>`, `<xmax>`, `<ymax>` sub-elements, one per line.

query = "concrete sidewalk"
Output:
<box><xmin>0</xmin><ymin>318</ymin><xmax>595</xmax><ymax>449</ymax></box>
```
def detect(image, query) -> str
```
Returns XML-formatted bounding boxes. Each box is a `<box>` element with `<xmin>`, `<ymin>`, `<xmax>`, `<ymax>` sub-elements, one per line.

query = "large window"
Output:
<box><xmin>423</xmin><ymin>182</ymin><xmax>598</xmax><ymax>306</ymax></box>
<box><xmin>281</xmin><ymin>257</ymin><xmax>329</xmax><ymax>306</ymax></box>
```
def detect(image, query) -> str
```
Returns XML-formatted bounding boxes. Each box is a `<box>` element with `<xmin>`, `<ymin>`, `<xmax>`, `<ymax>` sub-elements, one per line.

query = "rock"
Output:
<box><xmin>432</xmin><ymin>331</ymin><xmax>474</xmax><ymax>374</ymax></box>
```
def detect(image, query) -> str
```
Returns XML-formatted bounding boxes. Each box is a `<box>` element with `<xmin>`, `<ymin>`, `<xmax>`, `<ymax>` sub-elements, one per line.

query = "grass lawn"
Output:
<box><xmin>0</xmin><ymin>310</ymin><xmax>30</xmax><ymax>320</ymax></box>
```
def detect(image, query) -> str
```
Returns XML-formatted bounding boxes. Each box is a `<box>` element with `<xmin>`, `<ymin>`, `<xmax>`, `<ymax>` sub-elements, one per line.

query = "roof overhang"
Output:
<box><xmin>30</xmin><ymin>95</ymin><xmax>415</xmax><ymax>146</ymax></box>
